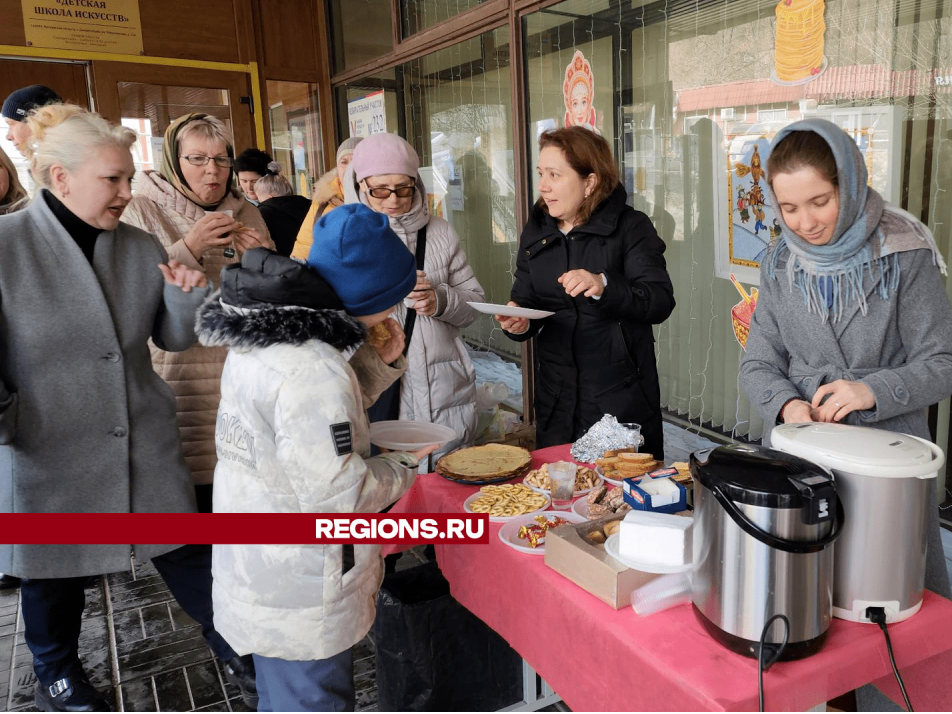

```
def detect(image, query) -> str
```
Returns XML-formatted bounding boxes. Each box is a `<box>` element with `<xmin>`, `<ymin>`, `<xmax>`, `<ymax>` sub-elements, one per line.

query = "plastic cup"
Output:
<box><xmin>630</xmin><ymin>571</ymin><xmax>693</xmax><ymax>616</ymax></box>
<box><xmin>548</xmin><ymin>461</ymin><xmax>577</xmax><ymax>510</ymax></box>
<box><xmin>620</xmin><ymin>422</ymin><xmax>643</xmax><ymax>451</ymax></box>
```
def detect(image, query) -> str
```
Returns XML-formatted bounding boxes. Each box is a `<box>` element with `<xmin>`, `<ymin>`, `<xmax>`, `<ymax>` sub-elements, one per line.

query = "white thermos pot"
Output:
<box><xmin>771</xmin><ymin>423</ymin><xmax>944</xmax><ymax>624</ymax></box>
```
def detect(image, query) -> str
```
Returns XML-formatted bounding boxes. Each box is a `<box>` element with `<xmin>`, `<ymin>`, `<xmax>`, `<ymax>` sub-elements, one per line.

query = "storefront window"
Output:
<box><xmin>336</xmin><ymin>26</ymin><xmax>522</xmax><ymax>408</ymax></box>
<box><xmin>401</xmin><ymin>0</ymin><xmax>488</xmax><ymax>38</ymax></box>
<box><xmin>329</xmin><ymin>0</ymin><xmax>394</xmax><ymax>73</ymax></box>
<box><xmin>523</xmin><ymin>0</ymin><xmax>952</xmax><ymax>441</ymax></box>
<box><xmin>266</xmin><ymin>81</ymin><xmax>324</xmax><ymax>198</ymax></box>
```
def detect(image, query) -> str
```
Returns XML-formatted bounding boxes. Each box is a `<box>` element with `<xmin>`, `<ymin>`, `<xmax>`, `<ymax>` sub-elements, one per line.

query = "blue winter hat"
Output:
<box><xmin>308</xmin><ymin>204</ymin><xmax>416</xmax><ymax>316</ymax></box>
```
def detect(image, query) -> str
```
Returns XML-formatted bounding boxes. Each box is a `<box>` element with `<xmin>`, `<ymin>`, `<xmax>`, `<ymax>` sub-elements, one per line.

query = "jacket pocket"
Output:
<box><xmin>535</xmin><ymin>369</ymin><xmax>563</xmax><ymax>433</ymax></box>
<box><xmin>594</xmin><ymin>371</ymin><xmax>656</xmax><ymax>424</ymax></box>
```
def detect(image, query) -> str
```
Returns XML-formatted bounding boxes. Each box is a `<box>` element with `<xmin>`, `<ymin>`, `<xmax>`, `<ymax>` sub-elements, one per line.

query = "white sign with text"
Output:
<box><xmin>348</xmin><ymin>91</ymin><xmax>386</xmax><ymax>138</ymax></box>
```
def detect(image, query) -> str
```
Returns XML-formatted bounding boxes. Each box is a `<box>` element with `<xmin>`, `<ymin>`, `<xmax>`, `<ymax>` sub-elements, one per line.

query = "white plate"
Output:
<box><xmin>572</xmin><ymin>498</ymin><xmax>591</xmax><ymax>519</ymax></box>
<box><xmin>369</xmin><ymin>421</ymin><xmax>457</xmax><ymax>451</ymax></box>
<box><xmin>595</xmin><ymin>466</ymin><xmax>623</xmax><ymax>487</ymax></box>
<box><xmin>497</xmin><ymin>512</ymin><xmax>588</xmax><ymax>555</ymax></box>
<box><xmin>463</xmin><ymin>491</ymin><xmax>551</xmax><ymax>523</ymax></box>
<box><xmin>467</xmin><ymin>302</ymin><xmax>554</xmax><ymax>320</ymax></box>
<box><xmin>523</xmin><ymin>472</ymin><xmax>603</xmax><ymax>498</ymax></box>
<box><xmin>604</xmin><ymin>533</ymin><xmax>693</xmax><ymax>574</ymax></box>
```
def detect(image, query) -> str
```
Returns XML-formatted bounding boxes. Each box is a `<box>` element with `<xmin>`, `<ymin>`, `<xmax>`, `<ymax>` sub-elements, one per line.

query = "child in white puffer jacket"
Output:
<box><xmin>198</xmin><ymin>204</ymin><xmax>437</xmax><ymax>711</ymax></box>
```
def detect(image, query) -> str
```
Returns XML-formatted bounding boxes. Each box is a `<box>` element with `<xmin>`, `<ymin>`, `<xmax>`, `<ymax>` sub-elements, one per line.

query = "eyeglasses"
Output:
<box><xmin>366</xmin><ymin>184</ymin><xmax>415</xmax><ymax>199</ymax></box>
<box><xmin>180</xmin><ymin>154</ymin><xmax>233</xmax><ymax>168</ymax></box>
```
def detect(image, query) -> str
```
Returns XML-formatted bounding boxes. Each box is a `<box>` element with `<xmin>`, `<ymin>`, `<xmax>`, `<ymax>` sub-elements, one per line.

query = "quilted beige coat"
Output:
<box><xmin>344</xmin><ymin>170</ymin><xmax>483</xmax><ymax>466</ymax></box>
<box><xmin>123</xmin><ymin>171</ymin><xmax>271</xmax><ymax>484</ymax></box>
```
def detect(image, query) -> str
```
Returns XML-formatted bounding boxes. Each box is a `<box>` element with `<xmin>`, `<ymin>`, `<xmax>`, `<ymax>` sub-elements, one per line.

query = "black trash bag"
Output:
<box><xmin>373</xmin><ymin>560</ymin><xmax>523</xmax><ymax>711</ymax></box>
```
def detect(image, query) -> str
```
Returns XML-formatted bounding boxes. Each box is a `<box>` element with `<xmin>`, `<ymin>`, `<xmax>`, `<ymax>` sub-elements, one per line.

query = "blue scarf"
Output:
<box><xmin>765</xmin><ymin>118</ymin><xmax>945</xmax><ymax>322</ymax></box>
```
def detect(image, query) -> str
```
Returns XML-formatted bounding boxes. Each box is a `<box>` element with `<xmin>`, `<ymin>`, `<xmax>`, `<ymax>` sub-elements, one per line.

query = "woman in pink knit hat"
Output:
<box><xmin>344</xmin><ymin>133</ymin><xmax>484</xmax><ymax>470</ymax></box>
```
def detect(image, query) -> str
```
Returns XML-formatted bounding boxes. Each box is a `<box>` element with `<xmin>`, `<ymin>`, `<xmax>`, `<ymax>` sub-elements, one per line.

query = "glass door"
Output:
<box><xmin>0</xmin><ymin>58</ymin><xmax>90</xmax><ymax>195</ymax></box>
<box><xmin>92</xmin><ymin>62</ymin><xmax>255</xmax><ymax>168</ymax></box>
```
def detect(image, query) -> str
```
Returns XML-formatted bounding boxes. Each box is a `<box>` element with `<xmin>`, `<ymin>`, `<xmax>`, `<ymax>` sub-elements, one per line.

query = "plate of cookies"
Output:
<box><xmin>463</xmin><ymin>483</ymin><xmax>550</xmax><ymax>522</ymax></box>
<box><xmin>523</xmin><ymin>463</ymin><xmax>602</xmax><ymax>497</ymax></box>
<box><xmin>497</xmin><ymin>512</ymin><xmax>587</xmax><ymax>555</ymax></box>
<box><xmin>595</xmin><ymin>451</ymin><xmax>660</xmax><ymax>486</ymax></box>
<box><xmin>573</xmin><ymin>484</ymin><xmax>632</xmax><ymax>519</ymax></box>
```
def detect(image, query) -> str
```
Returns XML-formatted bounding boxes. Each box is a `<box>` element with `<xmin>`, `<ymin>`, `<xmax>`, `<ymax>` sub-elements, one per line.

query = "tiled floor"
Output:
<box><xmin>0</xmin><ymin>550</ymin><xmax>435</xmax><ymax>712</ymax></box>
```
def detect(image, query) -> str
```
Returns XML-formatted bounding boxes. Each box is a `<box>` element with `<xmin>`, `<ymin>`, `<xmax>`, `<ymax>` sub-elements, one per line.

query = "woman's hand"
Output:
<box><xmin>407</xmin><ymin>270</ymin><xmax>437</xmax><ymax>317</ymax></box>
<box><xmin>184</xmin><ymin>213</ymin><xmax>235</xmax><ymax>259</ymax></box>
<box><xmin>411</xmin><ymin>443</ymin><xmax>439</xmax><ymax>461</ymax></box>
<box><xmin>158</xmin><ymin>259</ymin><xmax>208</xmax><ymax>293</ymax></box>
<box><xmin>373</xmin><ymin>318</ymin><xmax>405</xmax><ymax>365</ymax></box>
<box><xmin>558</xmin><ymin>269</ymin><xmax>604</xmax><ymax>298</ymax></box>
<box><xmin>495</xmin><ymin>301</ymin><xmax>529</xmax><ymax>334</ymax></box>
<box><xmin>233</xmin><ymin>226</ymin><xmax>271</xmax><ymax>252</ymax></box>
<box><xmin>781</xmin><ymin>399</ymin><xmax>815</xmax><ymax>424</ymax></box>
<box><xmin>811</xmin><ymin>380</ymin><xmax>876</xmax><ymax>423</ymax></box>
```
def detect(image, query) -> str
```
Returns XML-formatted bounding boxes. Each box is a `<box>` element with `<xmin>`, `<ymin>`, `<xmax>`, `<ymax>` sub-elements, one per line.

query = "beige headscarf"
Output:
<box><xmin>158</xmin><ymin>113</ymin><xmax>235</xmax><ymax>209</ymax></box>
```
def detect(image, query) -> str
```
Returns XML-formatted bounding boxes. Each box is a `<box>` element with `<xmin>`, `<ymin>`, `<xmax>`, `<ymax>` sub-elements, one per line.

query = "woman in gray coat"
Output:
<box><xmin>740</xmin><ymin>118</ymin><xmax>952</xmax><ymax>710</ymax></box>
<box><xmin>0</xmin><ymin>105</ymin><xmax>255</xmax><ymax>712</ymax></box>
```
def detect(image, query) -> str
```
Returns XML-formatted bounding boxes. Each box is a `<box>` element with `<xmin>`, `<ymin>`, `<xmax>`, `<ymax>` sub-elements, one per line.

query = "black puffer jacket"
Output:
<box><xmin>506</xmin><ymin>183</ymin><xmax>675</xmax><ymax>458</ymax></box>
<box><xmin>257</xmin><ymin>195</ymin><xmax>312</xmax><ymax>257</ymax></box>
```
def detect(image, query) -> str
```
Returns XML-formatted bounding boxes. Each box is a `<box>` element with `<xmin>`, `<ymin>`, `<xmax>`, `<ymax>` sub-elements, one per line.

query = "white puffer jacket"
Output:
<box><xmin>344</xmin><ymin>169</ymin><xmax>483</xmax><ymax>463</ymax></box>
<box><xmin>196</xmin><ymin>296</ymin><xmax>418</xmax><ymax>661</ymax></box>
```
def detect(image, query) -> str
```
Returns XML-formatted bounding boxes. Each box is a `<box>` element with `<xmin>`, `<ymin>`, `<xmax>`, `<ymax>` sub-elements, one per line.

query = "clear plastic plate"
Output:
<box><xmin>497</xmin><ymin>512</ymin><xmax>587</xmax><ymax>555</ymax></box>
<box><xmin>369</xmin><ymin>421</ymin><xmax>457</xmax><ymax>451</ymax></box>
<box><xmin>467</xmin><ymin>302</ymin><xmax>554</xmax><ymax>319</ymax></box>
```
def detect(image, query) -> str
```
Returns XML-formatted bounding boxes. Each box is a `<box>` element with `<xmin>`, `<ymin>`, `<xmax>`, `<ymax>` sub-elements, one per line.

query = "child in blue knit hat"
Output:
<box><xmin>198</xmin><ymin>209</ymin><xmax>436</xmax><ymax>711</ymax></box>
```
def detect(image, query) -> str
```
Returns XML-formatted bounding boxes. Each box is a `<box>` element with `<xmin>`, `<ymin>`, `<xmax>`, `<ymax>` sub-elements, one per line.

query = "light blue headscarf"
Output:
<box><xmin>765</xmin><ymin>118</ymin><xmax>945</xmax><ymax>322</ymax></box>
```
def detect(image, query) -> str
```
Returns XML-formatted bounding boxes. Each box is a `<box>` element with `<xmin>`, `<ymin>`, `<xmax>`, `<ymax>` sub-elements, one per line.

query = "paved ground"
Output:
<box><xmin>0</xmin><ymin>548</ymin><xmax>435</xmax><ymax>713</ymax></box>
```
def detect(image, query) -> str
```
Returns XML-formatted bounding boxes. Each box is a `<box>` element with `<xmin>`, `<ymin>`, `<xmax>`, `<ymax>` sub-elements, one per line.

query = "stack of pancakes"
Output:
<box><xmin>436</xmin><ymin>444</ymin><xmax>533</xmax><ymax>483</ymax></box>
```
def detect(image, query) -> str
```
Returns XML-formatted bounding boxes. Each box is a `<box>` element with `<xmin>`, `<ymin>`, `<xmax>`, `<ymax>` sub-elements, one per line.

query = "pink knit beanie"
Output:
<box><xmin>351</xmin><ymin>133</ymin><xmax>419</xmax><ymax>181</ymax></box>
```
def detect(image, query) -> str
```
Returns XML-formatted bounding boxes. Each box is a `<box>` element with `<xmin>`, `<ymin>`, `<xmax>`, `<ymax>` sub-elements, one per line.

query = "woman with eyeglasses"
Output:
<box><xmin>123</xmin><ymin>114</ymin><xmax>273</xmax><ymax>517</ymax></box>
<box><xmin>344</xmin><ymin>133</ymin><xmax>484</xmax><ymax>469</ymax></box>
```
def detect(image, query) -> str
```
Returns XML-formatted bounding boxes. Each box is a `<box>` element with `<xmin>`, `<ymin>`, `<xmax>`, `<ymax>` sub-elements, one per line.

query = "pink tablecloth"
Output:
<box><xmin>385</xmin><ymin>444</ymin><xmax>952</xmax><ymax>711</ymax></box>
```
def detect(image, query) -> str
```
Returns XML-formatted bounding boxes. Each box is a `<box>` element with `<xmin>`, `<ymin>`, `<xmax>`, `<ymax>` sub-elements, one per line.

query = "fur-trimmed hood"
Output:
<box><xmin>196</xmin><ymin>291</ymin><xmax>366</xmax><ymax>352</ymax></box>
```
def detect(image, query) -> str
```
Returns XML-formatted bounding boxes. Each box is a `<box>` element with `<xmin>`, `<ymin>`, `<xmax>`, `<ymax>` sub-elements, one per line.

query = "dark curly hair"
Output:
<box><xmin>234</xmin><ymin>148</ymin><xmax>274</xmax><ymax>176</ymax></box>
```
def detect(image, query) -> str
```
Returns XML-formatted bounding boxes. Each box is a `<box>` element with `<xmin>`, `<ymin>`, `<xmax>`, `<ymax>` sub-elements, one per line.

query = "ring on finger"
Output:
<box><xmin>834</xmin><ymin>401</ymin><xmax>841</xmax><ymax>407</ymax></box>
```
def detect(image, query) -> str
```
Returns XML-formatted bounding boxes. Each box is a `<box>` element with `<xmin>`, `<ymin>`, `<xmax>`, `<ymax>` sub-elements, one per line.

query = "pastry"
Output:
<box><xmin>367</xmin><ymin>322</ymin><xmax>390</xmax><ymax>348</ymax></box>
<box><xmin>437</xmin><ymin>444</ymin><xmax>532</xmax><ymax>483</ymax></box>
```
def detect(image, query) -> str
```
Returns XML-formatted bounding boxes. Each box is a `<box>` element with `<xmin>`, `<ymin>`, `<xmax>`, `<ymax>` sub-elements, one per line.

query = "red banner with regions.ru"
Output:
<box><xmin>0</xmin><ymin>513</ymin><xmax>489</xmax><ymax>545</ymax></box>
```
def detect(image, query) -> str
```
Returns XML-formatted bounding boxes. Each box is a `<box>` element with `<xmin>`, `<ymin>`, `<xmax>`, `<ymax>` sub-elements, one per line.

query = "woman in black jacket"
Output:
<box><xmin>496</xmin><ymin>127</ymin><xmax>675</xmax><ymax>457</ymax></box>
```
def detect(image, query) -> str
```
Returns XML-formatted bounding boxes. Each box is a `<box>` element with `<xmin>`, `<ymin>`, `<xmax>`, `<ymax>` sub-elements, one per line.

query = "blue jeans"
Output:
<box><xmin>253</xmin><ymin>648</ymin><xmax>355</xmax><ymax>712</ymax></box>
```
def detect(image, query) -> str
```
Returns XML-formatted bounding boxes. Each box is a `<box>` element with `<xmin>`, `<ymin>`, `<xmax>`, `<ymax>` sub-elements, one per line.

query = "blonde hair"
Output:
<box><xmin>177</xmin><ymin>115</ymin><xmax>234</xmax><ymax>155</ymax></box>
<box><xmin>0</xmin><ymin>146</ymin><xmax>27</xmax><ymax>206</ymax></box>
<box><xmin>25</xmin><ymin>104</ymin><xmax>136</xmax><ymax>189</ymax></box>
<box><xmin>254</xmin><ymin>162</ymin><xmax>293</xmax><ymax>198</ymax></box>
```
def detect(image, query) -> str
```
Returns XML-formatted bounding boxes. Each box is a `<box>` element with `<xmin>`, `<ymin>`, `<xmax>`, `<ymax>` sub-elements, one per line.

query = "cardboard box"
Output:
<box><xmin>544</xmin><ymin>517</ymin><xmax>659</xmax><ymax>609</ymax></box>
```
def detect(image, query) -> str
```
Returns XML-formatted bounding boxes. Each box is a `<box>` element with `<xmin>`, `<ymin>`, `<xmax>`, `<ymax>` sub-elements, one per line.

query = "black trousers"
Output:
<box><xmin>21</xmin><ymin>544</ymin><xmax>236</xmax><ymax>686</ymax></box>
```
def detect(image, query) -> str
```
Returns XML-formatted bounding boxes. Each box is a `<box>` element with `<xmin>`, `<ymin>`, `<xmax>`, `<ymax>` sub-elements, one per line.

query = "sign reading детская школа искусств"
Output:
<box><xmin>21</xmin><ymin>0</ymin><xmax>144</xmax><ymax>56</ymax></box>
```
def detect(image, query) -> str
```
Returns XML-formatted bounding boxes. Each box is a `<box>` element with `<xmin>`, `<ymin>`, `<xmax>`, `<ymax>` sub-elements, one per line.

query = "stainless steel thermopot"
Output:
<box><xmin>691</xmin><ymin>444</ymin><xmax>842</xmax><ymax>660</ymax></box>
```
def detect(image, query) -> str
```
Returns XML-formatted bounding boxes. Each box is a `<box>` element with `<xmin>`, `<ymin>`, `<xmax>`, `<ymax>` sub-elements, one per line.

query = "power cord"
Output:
<box><xmin>867</xmin><ymin>606</ymin><xmax>913</xmax><ymax>711</ymax></box>
<box><xmin>758</xmin><ymin>613</ymin><xmax>790</xmax><ymax>712</ymax></box>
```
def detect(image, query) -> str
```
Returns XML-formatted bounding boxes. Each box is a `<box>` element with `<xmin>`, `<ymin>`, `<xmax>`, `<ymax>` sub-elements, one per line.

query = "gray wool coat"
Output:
<box><xmin>740</xmin><ymin>247</ymin><xmax>952</xmax><ymax>438</ymax></box>
<box><xmin>740</xmin><ymin>246</ymin><xmax>952</xmax><ymax>599</ymax></box>
<box><xmin>0</xmin><ymin>196</ymin><xmax>210</xmax><ymax>578</ymax></box>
